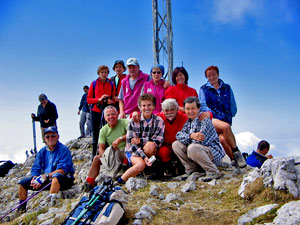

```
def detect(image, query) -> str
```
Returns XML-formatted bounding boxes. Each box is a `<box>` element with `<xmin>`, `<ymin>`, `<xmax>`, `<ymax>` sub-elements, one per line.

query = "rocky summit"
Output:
<box><xmin>0</xmin><ymin>137</ymin><xmax>300</xmax><ymax>225</ymax></box>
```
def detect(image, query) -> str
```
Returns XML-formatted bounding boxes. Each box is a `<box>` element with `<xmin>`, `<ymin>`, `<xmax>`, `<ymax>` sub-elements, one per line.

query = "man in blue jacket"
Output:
<box><xmin>18</xmin><ymin>126</ymin><xmax>75</xmax><ymax>212</ymax></box>
<box><xmin>246</xmin><ymin>140</ymin><xmax>273</xmax><ymax>168</ymax></box>
<box><xmin>31</xmin><ymin>94</ymin><xmax>58</xmax><ymax>142</ymax></box>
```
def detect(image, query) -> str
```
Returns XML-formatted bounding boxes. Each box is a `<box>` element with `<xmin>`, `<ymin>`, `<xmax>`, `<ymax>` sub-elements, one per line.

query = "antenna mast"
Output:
<box><xmin>152</xmin><ymin>0</ymin><xmax>173</xmax><ymax>82</ymax></box>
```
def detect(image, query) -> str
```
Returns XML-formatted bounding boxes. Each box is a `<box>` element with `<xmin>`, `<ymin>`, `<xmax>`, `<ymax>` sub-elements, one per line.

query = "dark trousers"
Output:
<box><xmin>91</xmin><ymin>111</ymin><xmax>105</xmax><ymax>157</ymax></box>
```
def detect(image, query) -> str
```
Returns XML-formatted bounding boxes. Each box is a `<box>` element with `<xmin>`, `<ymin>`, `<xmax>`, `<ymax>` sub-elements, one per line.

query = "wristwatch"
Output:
<box><xmin>44</xmin><ymin>173</ymin><xmax>49</xmax><ymax>180</ymax></box>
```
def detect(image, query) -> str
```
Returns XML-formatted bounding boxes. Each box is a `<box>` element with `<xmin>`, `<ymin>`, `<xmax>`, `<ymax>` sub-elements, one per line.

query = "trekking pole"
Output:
<box><xmin>32</xmin><ymin>119</ymin><xmax>37</xmax><ymax>154</ymax></box>
<box><xmin>71</xmin><ymin>179</ymin><xmax>113</xmax><ymax>225</ymax></box>
<box><xmin>0</xmin><ymin>181</ymin><xmax>52</xmax><ymax>221</ymax></box>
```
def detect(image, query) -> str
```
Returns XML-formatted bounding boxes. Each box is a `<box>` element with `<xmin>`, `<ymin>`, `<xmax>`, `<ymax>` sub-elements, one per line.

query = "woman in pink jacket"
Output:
<box><xmin>141</xmin><ymin>64</ymin><xmax>169</xmax><ymax>114</ymax></box>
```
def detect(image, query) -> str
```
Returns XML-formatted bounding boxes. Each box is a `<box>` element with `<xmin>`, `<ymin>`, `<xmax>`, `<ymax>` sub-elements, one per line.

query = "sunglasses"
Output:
<box><xmin>45</xmin><ymin>134</ymin><xmax>57</xmax><ymax>139</ymax></box>
<box><xmin>152</xmin><ymin>71</ymin><xmax>161</xmax><ymax>74</ymax></box>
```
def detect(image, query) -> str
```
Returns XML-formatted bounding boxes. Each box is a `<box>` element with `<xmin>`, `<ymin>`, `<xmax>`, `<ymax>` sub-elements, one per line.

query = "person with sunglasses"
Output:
<box><xmin>17</xmin><ymin>126</ymin><xmax>75</xmax><ymax>212</ymax></box>
<box><xmin>141</xmin><ymin>64</ymin><xmax>170</xmax><ymax>114</ymax></box>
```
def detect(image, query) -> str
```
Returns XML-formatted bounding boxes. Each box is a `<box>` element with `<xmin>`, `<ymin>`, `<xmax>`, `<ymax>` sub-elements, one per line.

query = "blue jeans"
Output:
<box><xmin>79</xmin><ymin>111</ymin><xmax>92</xmax><ymax>136</ymax></box>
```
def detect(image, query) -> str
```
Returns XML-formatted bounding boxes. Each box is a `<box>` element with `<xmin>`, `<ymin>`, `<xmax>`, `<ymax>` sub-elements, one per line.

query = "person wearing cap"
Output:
<box><xmin>87</xmin><ymin>65</ymin><xmax>116</xmax><ymax>157</ymax></box>
<box><xmin>31</xmin><ymin>94</ymin><xmax>58</xmax><ymax>143</ymax></box>
<box><xmin>110</xmin><ymin>60</ymin><xmax>127</xmax><ymax>111</ymax></box>
<box><xmin>17</xmin><ymin>126</ymin><xmax>75</xmax><ymax>212</ymax></box>
<box><xmin>141</xmin><ymin>64</ymin><xmax>170</xmax><ymax>114</ymax></box>
<box><xmin>118</xmin><ymin>58</ymin><xmax>150</xmax><ymax>118</ymax></box>
<box><xmin>78</xmin><ymin>85</ymin><xmax>92</xmax><ymax>138</ymax></box>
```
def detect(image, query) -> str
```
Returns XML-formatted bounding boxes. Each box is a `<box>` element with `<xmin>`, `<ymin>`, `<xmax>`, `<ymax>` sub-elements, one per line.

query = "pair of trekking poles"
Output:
<box><xmin>62</xmin><ymin>179</ymin><xmax>114</xmax><ymax>225</ymax></box>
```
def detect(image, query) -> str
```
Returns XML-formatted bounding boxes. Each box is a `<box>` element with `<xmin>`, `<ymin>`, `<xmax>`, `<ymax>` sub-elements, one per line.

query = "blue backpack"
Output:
<box><xmin>62</xmin><ymin>179</ymin><xmax>128</xmax><ymax>225</ymax></box>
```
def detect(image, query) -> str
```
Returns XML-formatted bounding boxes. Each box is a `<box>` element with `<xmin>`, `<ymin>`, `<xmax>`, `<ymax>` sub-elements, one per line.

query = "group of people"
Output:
<box><xmin>20</xmin><ymin>57</ymin><xmax>272</xmax><ymax>213</ymax></box>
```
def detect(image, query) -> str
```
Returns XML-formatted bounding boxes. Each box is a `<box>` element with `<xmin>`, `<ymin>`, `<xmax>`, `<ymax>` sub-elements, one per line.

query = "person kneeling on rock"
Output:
<box><xmin>172</xmin><ymin>97</ymin><xmax>225</xmax><ymax>182</ymax></box>
<box><xmin>114</xmin><ymin>93</ymin><xmax>165</xmax><ymax>185</ymax></box>
<box><xmin>18</xmin><ymin>126</ymin><xmax>75</xmax><ymax>212</ymax></box>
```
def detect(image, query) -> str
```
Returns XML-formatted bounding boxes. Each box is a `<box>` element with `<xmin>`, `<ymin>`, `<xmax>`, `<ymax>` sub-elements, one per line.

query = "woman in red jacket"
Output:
<box><xmin>165</xmin><ymin>67</ymin><xmax>198</xmax><ymax>113</ymax></box>
<box><xmin>87</xmin><ymin>65</ymin><xmax>116</xmax><ymax>157</ymax></box>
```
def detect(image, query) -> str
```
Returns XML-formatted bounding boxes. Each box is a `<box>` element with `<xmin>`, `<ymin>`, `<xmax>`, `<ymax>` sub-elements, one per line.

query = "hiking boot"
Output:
<box><xmin>233</xmin><ymin>151</ymin><xmax>247</xmax><ymax>168</ymax></box>
<box><xmin>84</xmin><ymin>182</ymin><xmax>94</xmax><ymax>193</ymax></box>
<box><xmin>200</xmin><ymin>172</ymin><xmax>222</xmax><ymax>182</ymax></box>
<box><xmin>113</xmin><ymin>180</ymin><xmax>124</xmax><ymax>187</ymax></box>
<box><xmin>78</xmin><ymin>135</ymin><xmax>85</xmax><ymax>139</ymax></box>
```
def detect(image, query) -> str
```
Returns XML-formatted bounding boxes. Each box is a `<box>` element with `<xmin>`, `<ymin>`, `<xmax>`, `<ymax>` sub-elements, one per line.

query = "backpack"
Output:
<box><xmin>0</xmin><ymin>160</ymin><xmax>15</xmax><ymax>177</ymax></box>
<box><xmin>62</xmin><ymin>179</ymin><xmax>128</xmax><ymax>225</ymax></box>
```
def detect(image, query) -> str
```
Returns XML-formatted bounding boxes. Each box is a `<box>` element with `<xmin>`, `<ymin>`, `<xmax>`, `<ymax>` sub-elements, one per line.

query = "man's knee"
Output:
<box><xmin>143</xmin><ymin>142</ymin><xmax>157</xmax><ymax>156</ymax></box>
<box><xmin>172</xmin><ymin>141</ymin><xmax>182</xmax><ymax>153</ymax></box>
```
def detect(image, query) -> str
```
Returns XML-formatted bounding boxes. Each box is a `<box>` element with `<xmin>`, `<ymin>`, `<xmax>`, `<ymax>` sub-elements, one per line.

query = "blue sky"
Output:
<box><xmin>0</xmin><ymin>0</ymin><xmax>300</xmax><ymax>163</ymax></box>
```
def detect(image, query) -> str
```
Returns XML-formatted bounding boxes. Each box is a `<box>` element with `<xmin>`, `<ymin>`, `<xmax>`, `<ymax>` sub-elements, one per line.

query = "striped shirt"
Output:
<box><xmin>125</xmin><ymin>114</ymin><xmax>165</xmax><ymax>159</ymax></box>
<box><xmin>176</xmin><ymin>117</ymin><xmax>225</xmax><ymax>165</ymax></box>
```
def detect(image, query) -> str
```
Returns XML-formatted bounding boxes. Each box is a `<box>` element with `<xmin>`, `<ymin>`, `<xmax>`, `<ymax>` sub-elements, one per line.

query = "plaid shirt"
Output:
<box><xmin>176</xmin><ymin>118</ymin><xmax>225</xmax><ymax>165</ymax></box>
<box><xmin>125</xmin><ymin>114</ymin><xmax>165</xmax><ymax>159</ymax></box>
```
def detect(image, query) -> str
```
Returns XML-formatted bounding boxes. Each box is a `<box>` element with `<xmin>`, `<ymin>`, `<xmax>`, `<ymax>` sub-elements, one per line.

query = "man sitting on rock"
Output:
<box><xmin>86</xmin><ymin>106</ymin><xmax>128</xmax><ymax>188</ymax></box>
<box><xmin>172</xmin><ymin>97</ymin><xmax>225</xmax><ymax>182</ymax></box>
<box><xmin>246</xmin><ymin>140</ymin><xmax>273</xmax><ymax>168</ymax></box>
<box><xmin>18</xmin><ymin>126</ymin><xmax>75</xmax><ymax>212</ymax></box>
<box><xmin>115</xmin><ymin>93</ymin><xmax>165</xmax><ymax>185</ymax></box>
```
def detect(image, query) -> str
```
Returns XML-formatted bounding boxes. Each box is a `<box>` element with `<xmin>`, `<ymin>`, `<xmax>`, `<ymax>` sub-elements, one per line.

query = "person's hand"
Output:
<box><xmin>178</xmin><ymin>106</ymin><xmax>185</xmax><ymax>112</ymax></box>
<box><xmin>107</xmin><ymin>99</ymin><xmax>114</xmax><ymax>104</ymax></box>
<box><xmin>144</xmin><ymin>157</ymin><xmax>152</xmax><ymax>166</ymax></box>
<box><xmin>112</xmin><ymin>138</ymin><xmax>121</xmax><ymax>150</ymax></box>
<box><xmin>266</xmin><ymin>154</ymin><xmax>273</xmax><ymax>159</ymax></box>
<box><xmin>98</xmin><ymin>94</ymin><xmax>109</xmax><ymax>102</ymax></box>
<box><xmin>113</xmin><ymin>96</ymin><xmax>119</xmax><ymax>102</ymax></box>
<box><xmin>44</xmin><ymin>119</ymin><xmax>50</xmax><ymax>123</ymax></box>
<box><xmin>190</xmin><ymin>132</ymin><xmax>205</xmax><ymax>141</ymax></box>
<box><xmin>78</xmin><ymin>110</ymin><xmax>80</xmax><ymax>115</ymax></box>
<box><xmin>163</xmin><ymin>80</ymin><xmax>171</xmax><ymax>89</ymax></box>
<box><xmin>131</xmin><ymin>137</ymin><xmax>141</xmax><ymax>145</ymax></box>
<box><xmin>119</xmin><ymin>112</ymin><xmax>125</xmax><ymax>119</ymax></box>
<box><xmin>199</xmin><ymin>112</ymin><xmax>210</xmax><ymax>120</ymax></box>
<box><xmin>132</xmin><ymin>111</ymin><xmax>141</xmax><ymax>123</ymax></box>
<box><xmin>30</xmin><ymin>176</ymin><xmax>44</xmax><ymax>190</ymax></box>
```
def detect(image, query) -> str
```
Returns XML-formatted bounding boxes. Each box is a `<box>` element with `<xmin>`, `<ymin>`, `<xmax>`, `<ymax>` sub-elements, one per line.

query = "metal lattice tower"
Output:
<box><xmin>152</xmin><ymin>0</ymin><xmax>173</xmax><ymax>82</ymax></box>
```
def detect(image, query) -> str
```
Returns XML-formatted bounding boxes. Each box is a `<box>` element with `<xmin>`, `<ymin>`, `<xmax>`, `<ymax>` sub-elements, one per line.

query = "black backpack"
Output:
<box><xmin>0</xmin><ymin>160</ymin><xmax>15</xmax><ymax>177</ymax></box>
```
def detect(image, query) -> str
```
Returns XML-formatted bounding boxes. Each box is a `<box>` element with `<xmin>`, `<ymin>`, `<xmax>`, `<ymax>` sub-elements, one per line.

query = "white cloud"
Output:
<box><xmin>0</xmin><ymin>142</ymin><xmax>28</xmax><ymax>163</ymax></box>
<box><xmin>211</xmin><ymin>0</ymin><xmax>263</xmax><ymax>24</ymax></box>
<box><xmin>235</xmin><ymin>131</ymin><xmax>276</xmax><ymax>154</ymax></box>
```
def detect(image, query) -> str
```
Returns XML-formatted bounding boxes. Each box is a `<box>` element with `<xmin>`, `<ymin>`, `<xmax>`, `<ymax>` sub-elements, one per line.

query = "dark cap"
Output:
<box><xmin>113</xmin><ymin>60</ymin><xmax>126</xmax><ymax>71</ymax></box>
<box><xmin>44</xmin><ymin>126</ymin><xmax>58</xmax><ymax>135</ymax></box>
<box><xmin>39</xmin><ymin>94</ymin><xmax>48</xmax><ymax>102</ymax></box>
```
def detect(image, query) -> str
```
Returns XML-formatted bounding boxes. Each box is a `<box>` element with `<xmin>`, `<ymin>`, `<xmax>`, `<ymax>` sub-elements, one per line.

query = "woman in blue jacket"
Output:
<box><xmin>199</xmin><ymin>66</ymin><xmax>246</xmax><ymax>168</ymax></box>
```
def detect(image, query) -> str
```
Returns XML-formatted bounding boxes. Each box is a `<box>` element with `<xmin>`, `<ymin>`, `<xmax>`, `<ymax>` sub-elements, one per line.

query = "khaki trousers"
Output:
<box><xmin>172</xmin><ymin>141</ymin><xmax>219</xmax><ymax>174</ymax></box>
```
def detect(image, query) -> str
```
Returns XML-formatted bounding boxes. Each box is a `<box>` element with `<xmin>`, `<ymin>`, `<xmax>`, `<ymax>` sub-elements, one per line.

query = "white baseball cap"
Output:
<box><xmin>126</xmin><ymin>58</ymin><xmax>139</xmax><ymax>66</ymax></box>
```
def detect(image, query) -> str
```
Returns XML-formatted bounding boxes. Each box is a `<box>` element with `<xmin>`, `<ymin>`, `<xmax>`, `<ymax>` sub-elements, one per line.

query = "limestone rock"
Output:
<box><xmin>270</xmin><ymin>200</ymin><xmax>300</xmax><ymax>225</ymax></box>
<box><xmin>237</xmin><ymin>203</ymin><xmax>278</xmax><ymax>225</ymax></box>
<box><xmin>125</xmin><ymin>177</ymin><xmax>147</xmax><ymax>192</ymax></box>
<box><xmin>165</xmin><ymin>193</ymin><xmax>182</xmax><ymax>202</ymax></box>
<box><xmin>181</xmin><ymin>181</ymin><xmax>196</xmax><ymax>192</ymax></box>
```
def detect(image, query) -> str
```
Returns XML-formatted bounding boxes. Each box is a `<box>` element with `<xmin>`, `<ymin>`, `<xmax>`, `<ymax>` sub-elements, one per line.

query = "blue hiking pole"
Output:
<box><xmin>32</xmin><ymin>119</ymin><xmax>37</xmax><ymax>154</ymax></box>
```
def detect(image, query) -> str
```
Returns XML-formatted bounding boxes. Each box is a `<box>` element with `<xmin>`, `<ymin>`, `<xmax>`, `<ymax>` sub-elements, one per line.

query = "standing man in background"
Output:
<box><xmin>78</xmin><ymin>85</ymin><xmax>92</xmax><ymax>138</ymax></box>
<box><xmin>31</xmin><ymin>94</ymin><xmax>58</xmax><ymax>143</ymax></box>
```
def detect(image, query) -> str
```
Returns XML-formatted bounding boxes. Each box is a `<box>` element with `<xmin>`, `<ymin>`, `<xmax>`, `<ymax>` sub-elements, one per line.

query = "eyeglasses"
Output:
<box><xmin>152</xmin><ymin>71</ymin><xmax>161</xmax><ymax>74</ymax></box>
<box><xmin>45</xmin><ymin>134</ymin><xmax>57</xmax><ymax>139</ymax></box>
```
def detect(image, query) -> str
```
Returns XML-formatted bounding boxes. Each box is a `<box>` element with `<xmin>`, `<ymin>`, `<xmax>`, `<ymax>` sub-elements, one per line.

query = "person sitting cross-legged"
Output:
<box><xmin>172</xmin><ymin>97</ymin><xmax>225</xmax><ymax>181</ymax></box>
<box><xmin>115</xmin><ymin>93</ymin><xmax>165</xmax><ymax>185</ymax></box>
<box><xmin>18</xmin><ymin>126</ymin><xmax>75</xmax><ymax>212</ymax></box>
<box><xmin>86</xmin><ymin>106</ymin><xmax>128</xmax><ymax>188</ymax></box>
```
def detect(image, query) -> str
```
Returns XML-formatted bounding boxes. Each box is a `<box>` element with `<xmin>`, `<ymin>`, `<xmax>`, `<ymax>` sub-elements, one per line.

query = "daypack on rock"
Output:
<box><xmin>62</xmin><ymin>178</ymin><xmax>128</xmax><ymax>225</ymax></box>
<box><xmin>0</xmin><ymin>160</ymin><xmax>15</xmax><ymax>177</ymax></box>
